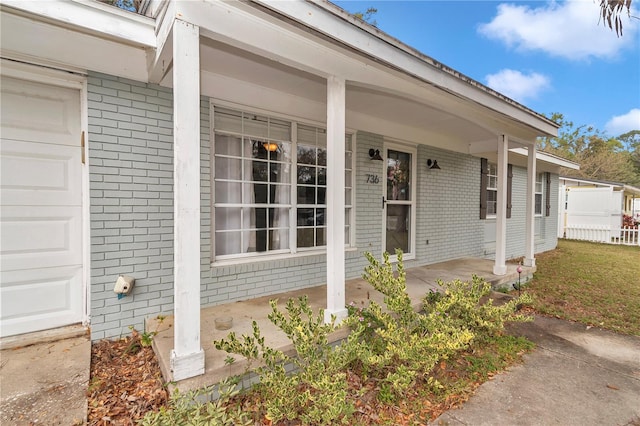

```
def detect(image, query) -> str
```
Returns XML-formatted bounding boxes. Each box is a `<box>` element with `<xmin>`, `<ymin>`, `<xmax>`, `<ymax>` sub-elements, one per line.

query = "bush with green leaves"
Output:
<box><xmin>345</xmin><ymin>250</ymin><xmax>532</xmax><ymax>402</ymax></box>
<box><xmin>213</xmin><ymin>296</ymin><xmax>363</xmax><ymax>425</ymax></box>
<box><xmin>138</xmin><ymin>377</ymin><xmax>252</xmax><ymax>426</ymax></box>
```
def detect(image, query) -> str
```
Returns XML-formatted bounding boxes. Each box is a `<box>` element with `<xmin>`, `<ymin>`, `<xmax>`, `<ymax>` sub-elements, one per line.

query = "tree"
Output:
<box><xmin>538</xmin><ymin>113</ymin><xmax>640</xmax><ymax>186</ymax></box>
<box><xmin>353</xmin><ymin>7</ymin><xmax>378</xmax><ymax>26</ymax></box>
<box><xmin>599</xmin><ymin>0</ymin><xmax>637</xmax><ymax>36</ymax></box>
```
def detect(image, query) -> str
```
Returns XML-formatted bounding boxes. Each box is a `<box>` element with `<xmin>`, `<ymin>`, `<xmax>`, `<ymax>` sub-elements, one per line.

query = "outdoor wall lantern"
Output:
<box><xmin>427</xmin><ymin>159</ymin><xmax>441</xmax><ymax>170</ymax></box>
<box><xmin>368</xmin><ymin>149</ymin><xmax>383</xmax><ymax>161</ymax></box>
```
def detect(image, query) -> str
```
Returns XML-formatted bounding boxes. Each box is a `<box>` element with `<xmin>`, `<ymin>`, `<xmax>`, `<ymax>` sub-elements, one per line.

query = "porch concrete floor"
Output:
<box><xmin>149</xmin><ymin>258</ymin><xmax>533</xmax><ymax>393</ymax></box>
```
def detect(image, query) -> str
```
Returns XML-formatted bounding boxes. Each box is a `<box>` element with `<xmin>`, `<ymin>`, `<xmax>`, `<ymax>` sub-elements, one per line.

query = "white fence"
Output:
<box><xmin>564</xmin><ymin>225</ymin><xmax>640</xmax><ymax>246</ymax></box>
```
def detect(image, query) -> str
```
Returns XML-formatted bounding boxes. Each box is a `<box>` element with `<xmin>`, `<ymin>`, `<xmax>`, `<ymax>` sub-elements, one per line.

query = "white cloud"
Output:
<box><xmin>485</xmin><ymin>69</ymin><xmax>551</xmax><ymax>103</ymax></box>
<box><xmin>478</xmin><ymin>1</ymin><xmax>637</xmax><ymax>60</ymax></box>
<box><xmin>605</xmin><ymin>109</ymin><xmax>640</xmax><ymax>135</ymax></box>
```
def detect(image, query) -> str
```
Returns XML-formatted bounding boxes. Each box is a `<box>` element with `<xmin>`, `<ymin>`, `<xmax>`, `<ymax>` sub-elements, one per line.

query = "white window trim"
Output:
<box><xmin>209</xmin><ymin>100</ymin><xmax>356</xmax><ymax>263</ymax></box>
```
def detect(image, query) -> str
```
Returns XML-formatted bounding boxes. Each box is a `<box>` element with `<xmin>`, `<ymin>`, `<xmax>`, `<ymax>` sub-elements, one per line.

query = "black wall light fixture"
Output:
<box><xmin>427</xmin><ymin>159</ymin><xmax>441</xmax><ymax>170</ymax></box>
<box><xmin>369</xmin><ymin>149</ymin><xmax>383</xmax><ymax>161</ymax></box>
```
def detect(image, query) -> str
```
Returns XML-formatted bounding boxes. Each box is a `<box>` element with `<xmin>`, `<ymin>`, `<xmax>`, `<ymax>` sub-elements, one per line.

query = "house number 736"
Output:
<box><xmin>366</xmin><ymin>174</ymin><xmax>380</xmax><ymax>184</ymax></box>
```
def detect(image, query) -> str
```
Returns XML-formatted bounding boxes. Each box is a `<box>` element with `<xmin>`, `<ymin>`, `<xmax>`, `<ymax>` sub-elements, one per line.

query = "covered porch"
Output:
<box><xmin>149</xmin><ymin>257</ymin><xmax>533</xmax><ymax>391</ymax></box>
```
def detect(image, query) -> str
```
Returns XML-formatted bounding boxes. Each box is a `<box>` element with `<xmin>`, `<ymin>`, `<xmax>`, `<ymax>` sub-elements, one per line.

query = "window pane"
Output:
<box><xmin>269</xmin><ymin>118</ymin><xmax>291</xmax><ymax>141</ymax></box>
<box><xmin>487</xmin><ymin>190</ymin><xmax>497</xmax><ymax>215</ymax></box>
<box><xmin>316</xmin><ymin>208</ymin><xmax>326</xmax><ymax>226</ymax></box>
<box><xmin>387</xmin><ymin>150</ymin><xmax>411</xmax><ymax>201</ymax></box>
<box><xmin>214</xmin><ymin>108</ymin><xmax>242</xmax><ymax>133</ymax></box>
<box><xmin>297</xmin><ymin>208</ymin><xmax>314</xmax><ymax>226</ymax></box>
<box><xmin>243</xmin><ymin>114</ymin><xmax>269</xmax><ymax>138</ymax></box>
<box><xmin>345</xmin><ymin>189</ymin><xmax>351</xmax><ymax>206</ymax></box>
<box><xmin>272</xmin><ymin>184</ymin><xmax>290</xmax><ymax>204</ymax></box>
<box><xmin>345</xmin><ymin>170</ymin><xmax>351</xmax><ymax>186</ymax></box>
<box><xmin>215</xmin><ymin>181</ymin><xmax>241</xmax><ymax>203</ymax></box>
<box><xmin>316</xmin><ymin>227</ymin><xmax>326</xmax><ymax>246</ymax></box>
<box><xmin>297</xmin><ymin>146</ymin><xmax>316</xmax><ymax>165</ymax></box>
<box><xmin>215</xmin><ymin>207</ymin><xmax>242</xmax><ymax>231</ymax></box>
<box><xmin>317</xmin><ymin>147</ymin><xmax>327</xmax><ymax>166</ymax></box>
<box><xmin>215</xmin><ymin>134</ymin><xmax>242</xmax><ymax>156</ymax></box>
<box><xmin>250</xmin><ymin>161</ymin><xmax>269</xmax><ymax>182</ymax></box>
<box><xmin>297</xmin><ymin>186</ymin><xmax>316</xmax><ymax>204</ymax></box>
<box><xmin>215</xmin><ymin>231</ymin><xmax>242</xmax><ymax>256</ymax></box>
<box><xmin>317</xmin><ymin>187</ymin><xmax>326</xmax><ymax>204</ymax></box>
<box><xmin>269</xmin><ymin>229</ymin><xmax>289</xmax><ymax>250</ymax></box>
<box><xmin>318</xmin><ymin>167</ymin><xmax>326</xmax><ymax>185</ymax></box>
<box><xmin>297</xmin><ymin>125</ymin><xmax>317</xmax><ymax>146</ymax></box>
<box><xmin>345</xmin><ymin>151</ymin><xmax>352</xmax><ymax>168</ymax></box>
<box><xmin>215</xmin><ymin>157</ymin><xmax>242</xmax><ymax>180</ymax></box>
<box><xmin>297</xmin><ymin>166</ymin><xmax>316</xmax><ymax>184</ymax></box>
<box><xmin>297</xmin><ymin>228</ymin><xmax>314</xmax><ymax>248</ymax></box>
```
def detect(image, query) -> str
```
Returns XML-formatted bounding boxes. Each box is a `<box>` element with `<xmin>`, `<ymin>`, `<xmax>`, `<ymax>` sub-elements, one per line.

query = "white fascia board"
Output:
<box><xmin>1</xmin><ymin>0</ymin><xmax>156</xmax><ymax>47</ymax></box>
<box><xmin>147</xmin><ymin>1</ymin><xmax>175</xmax><ymax>83</ymax></box>
<box><xmin>254</xmin><ymin>0</ymin><xmax>559</xmax><ymax>137</ymax></box>
<box><xmin>510</xmin><ymin>147</ymin><xmax>580</xmax><ymax>170</ymax></box>
<box><xmin>1</xmin><ymin>11</ymin><xmax>149</xmax><ymax>82</ymax></box>
<box><xmin>623</xmin><ymin>185</ymin><xmax>640</xmax><ymax>196</ymax></box>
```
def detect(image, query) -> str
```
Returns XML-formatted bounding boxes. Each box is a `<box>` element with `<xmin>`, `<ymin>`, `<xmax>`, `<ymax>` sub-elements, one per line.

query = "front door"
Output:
<box><xmin>383</xmin><ymin>145</ymin><xmax>416</xmax><ymax>260</ymax></box>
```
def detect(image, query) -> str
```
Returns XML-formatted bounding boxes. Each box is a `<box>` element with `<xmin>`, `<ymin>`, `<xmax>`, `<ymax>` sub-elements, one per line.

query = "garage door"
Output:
<box><xmin>1</xmin><ymin>75</ymin><xmax>83</xmax><ymax>337</ymax></box>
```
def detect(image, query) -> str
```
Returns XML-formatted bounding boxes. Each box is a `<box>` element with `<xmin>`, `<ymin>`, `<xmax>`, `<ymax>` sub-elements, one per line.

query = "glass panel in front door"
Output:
<box><xmin>385</xmin><ymin>149</ymin><xmax>412</xmax><ymax>255</ymax></box>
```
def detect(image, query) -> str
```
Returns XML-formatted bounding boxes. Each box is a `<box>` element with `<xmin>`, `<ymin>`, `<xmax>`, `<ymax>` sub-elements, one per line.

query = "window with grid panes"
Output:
<box><xmin>486</xmin><ymin>162</ymin><xmax>498</xmax><ymax>216</ymax></box>
<box><xmin>535</xmin><ymin>173</ymin><xmax>543</xmax><ymax>215</ymax></box>
<box><xmin>212</xmin><ymin>105</ymin><xmax>353</xmax><ymax>260</ymax></box>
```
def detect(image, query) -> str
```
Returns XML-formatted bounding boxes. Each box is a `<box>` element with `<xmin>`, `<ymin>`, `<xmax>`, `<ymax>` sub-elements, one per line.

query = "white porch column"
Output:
<box><xmin>325</xmin><ymin>75</ymin><xmax>348</xmax><ymax>323</ymax></box>
<box><xmin>493</xmin><ymin>135</ymin><xmax>508</xmax><ymax>276</ymax></box>
<box><xmin>524</xmin><ymin>144</ymin><xmax>537</xmax><ymax>267</ymax></box>
<box><xmin>170</xmin><ymin>19</ymin><xmax>204</xmax><ymax>381</ymax></box>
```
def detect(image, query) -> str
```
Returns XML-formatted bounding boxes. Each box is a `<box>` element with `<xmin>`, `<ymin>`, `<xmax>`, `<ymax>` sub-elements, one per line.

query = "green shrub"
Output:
<box><xmin>138</xmin><ymin>377</ymin><xmax>252</xmax><ymax>426</ymax></box>
<box><xmin>213</xmin><ymin>296</ymin><xmax>359</xmax><ymax>425</ymax></box>
<box><xmin>346</xmin><ymin>250</ymin><xmax>532</xmax><ymax>401</ymax></box>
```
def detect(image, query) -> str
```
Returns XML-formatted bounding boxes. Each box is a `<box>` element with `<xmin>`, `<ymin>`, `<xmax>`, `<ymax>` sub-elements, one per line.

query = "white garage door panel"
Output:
<box><xmin>0</xmin><ymin>75</ymin><xmax>84</xmax><ymax>337</ymax></box>
<box><xmin>0</xmin><ymin>267</ymin><xmax>83</xmax><ymax>336</ymax></box>
<box><xmin>1</xmin><ymin>140</ymin><xmax>81</xmax><ymax>206</ymax></box>
<box><xmin>0</xmin><ymin>206</ymin><xmax>82</xmax><ymax>271</ymax></box>
<box><xmin>0</xmin><ymin>76</ymin><xmax>80</xmax><ymax>146</ymax></box>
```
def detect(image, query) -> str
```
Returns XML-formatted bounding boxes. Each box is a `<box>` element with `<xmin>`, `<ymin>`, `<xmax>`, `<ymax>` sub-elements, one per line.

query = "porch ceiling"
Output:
<box><xmin>164</xmin><ymin>38</ymin><xmax>498</xmax><ymax>153</ymax></box>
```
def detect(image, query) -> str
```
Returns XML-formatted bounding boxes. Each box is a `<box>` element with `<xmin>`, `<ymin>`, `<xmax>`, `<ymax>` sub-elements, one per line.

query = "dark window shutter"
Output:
<box><xmin>545</xmin><ymin>172</ymin><xmax>551</xmax><ymax>216</ymax></box>
<box><xmin>480</xmin><ymin>158</ymin><xmax>488</xmax><ymax>219</ymax></box>
<box><xmin>506</xmin><ymin>164</ymin><xmax>513</xmax><ymax>219</ymax></box>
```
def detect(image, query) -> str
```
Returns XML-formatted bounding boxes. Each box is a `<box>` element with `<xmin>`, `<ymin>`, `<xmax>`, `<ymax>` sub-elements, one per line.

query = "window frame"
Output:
<box><xmin>211</xmin><ymin>102</ymin><xmax>355</xmax><ymax>262</ymax></box>
<box><xmin>480</xmin><ymin>158</ymin><xmax>512</xmax><ymax>220</ymax></box>
<box><xmin>535</xmin><ymin>172</ymin><xmax>544</xmax><ymax>216</ymax></box>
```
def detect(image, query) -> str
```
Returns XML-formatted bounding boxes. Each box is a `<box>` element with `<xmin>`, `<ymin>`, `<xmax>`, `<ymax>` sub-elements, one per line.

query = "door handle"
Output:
<box><xmin>382</xmin><ymin>196</ymin><xmax>386</xmax><ymax>209</ymax></box>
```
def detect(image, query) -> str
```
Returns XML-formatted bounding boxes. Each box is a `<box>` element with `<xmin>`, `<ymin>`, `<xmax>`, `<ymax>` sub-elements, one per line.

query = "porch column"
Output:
<box><xmin>170</xmin><ymin>19</ymin><xmax>205</xmax><ymax>381</ymax></box>
<box><xmin>325</xmin><ymin>75</ymin><xmax>348</xmax><ymax>323</ymax></box>
<box><xmin>493</xmin><ymin>134</ymin><xmax>508</xmax><ymax>275</ymax></box>
<box><xmin>524</xmin><ymin>144</ymin><xmax>537</xmax><ymax>267</ymax></box>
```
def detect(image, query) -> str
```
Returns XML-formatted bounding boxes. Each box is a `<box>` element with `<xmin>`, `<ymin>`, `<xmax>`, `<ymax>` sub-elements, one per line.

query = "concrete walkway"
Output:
<box><xmin>0</xmin><ymin>326</ymin><xmax>90</xmax><ymax>425</ymax></box>
<box><xmin>431</xmin><ymin>315</ymin><xmax>640</xmax><ymax>426</ymax></box>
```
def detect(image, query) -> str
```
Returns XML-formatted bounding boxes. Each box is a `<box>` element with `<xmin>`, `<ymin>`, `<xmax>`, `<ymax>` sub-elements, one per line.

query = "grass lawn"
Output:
<box><xmin>525</xmin><ymin>239</ymin><xmax>640</xmax><ymax>336</ymax></box>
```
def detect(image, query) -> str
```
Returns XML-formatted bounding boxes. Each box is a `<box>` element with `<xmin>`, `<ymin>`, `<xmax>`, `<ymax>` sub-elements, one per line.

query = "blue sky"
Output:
<box><xmin>333</xmin><ymin>0</ymin><xmax>640</xmax><ymax>138</ymax></box>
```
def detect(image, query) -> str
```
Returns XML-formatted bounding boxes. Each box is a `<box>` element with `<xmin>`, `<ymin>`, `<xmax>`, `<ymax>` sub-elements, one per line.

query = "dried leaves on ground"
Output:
<box><xmin>88</xmin><ymin>330</ymin><xmax>168</xmax><ymax>425</ymax></box>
